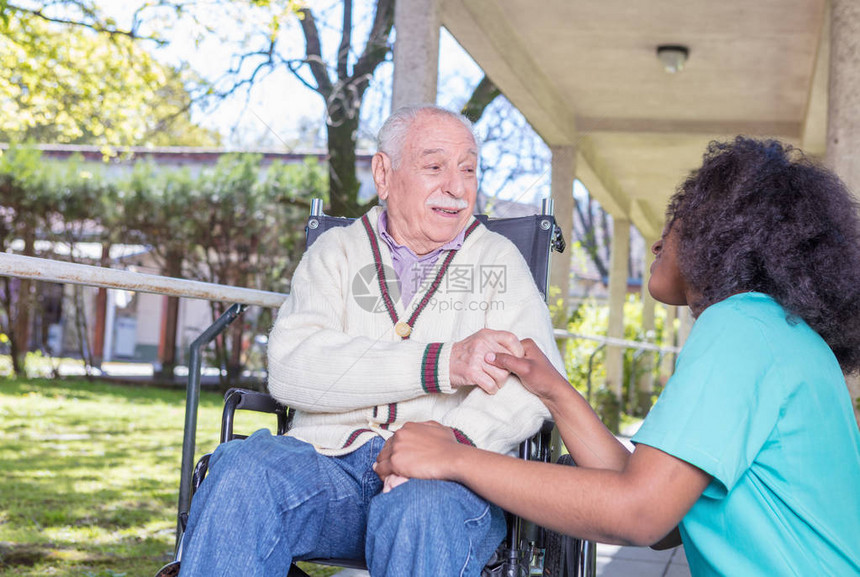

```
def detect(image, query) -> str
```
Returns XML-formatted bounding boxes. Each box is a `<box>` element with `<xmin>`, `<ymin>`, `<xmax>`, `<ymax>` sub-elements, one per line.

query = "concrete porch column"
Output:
<box><xmin>637</xmin><ymin>235</ymin><xmax>657</xmax><ymax>415</ymax></box>
<box><xmin>392</xmin><ymin>0</ymin><xmax>441</xmax><ymax>108</ymax></box>
<box><xmin>549</xmin><ymin>145</ymin><xmax>576</xmax><ymax>325</ymax></box>
<box><xmin>826</xmin><ymin>0</ymin><xmax>860</xmax><ymax>424</ymax></box>
<box><xmin>606</xmin><ymin>218</ymin><xmax>630</xmax><ymax>431</ymax></box>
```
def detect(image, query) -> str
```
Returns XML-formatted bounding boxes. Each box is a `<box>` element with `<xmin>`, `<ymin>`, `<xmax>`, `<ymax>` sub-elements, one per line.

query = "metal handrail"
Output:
<box><xmin>0</xmin><ymin>257</ymin><xmax>677</xmax><ymax>356</ymax></box>
<box><xmin>176</xmin><ymin>302</ymin><xmax>247</xmax><ymax>553</ymax></box>
<box><xmin>0</xmin><ymin>253</ymin><xmax>286</xmax><ymax>308</ymax></box>
<box><xmin>554</xmin><ymin>328</ymin><xmax>679</xmax><ymax>354</ymax></box>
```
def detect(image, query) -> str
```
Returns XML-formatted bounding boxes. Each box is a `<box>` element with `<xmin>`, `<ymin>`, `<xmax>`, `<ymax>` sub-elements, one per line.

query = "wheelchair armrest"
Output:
<box><xmin>518</xmin><ymin>420</ymin><xmax>556</xmax><ymax>463</ymax></box>
<box><xmin>221</xmin><ymin>388</ymin><xmax>291</xmax><ymax>444</ymax></box>
<box><xmin>539</xmin><ymin>420</ymin><xmax>555</xmax><ymax>436</ymax></box>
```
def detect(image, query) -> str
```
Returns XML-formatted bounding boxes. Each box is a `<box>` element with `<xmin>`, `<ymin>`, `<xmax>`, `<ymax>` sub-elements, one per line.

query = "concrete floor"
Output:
<box><xmin>330</xmin><ymin>543</ymin><xmax>691</xmax><ymax>577</ymax></box>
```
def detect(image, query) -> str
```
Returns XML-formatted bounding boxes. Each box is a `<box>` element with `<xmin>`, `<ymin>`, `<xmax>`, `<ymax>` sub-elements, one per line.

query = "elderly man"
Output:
<box><xmin>175</xmin><ymin>105</ymin><xmax>565</xmax><ymax>577</ymax></box>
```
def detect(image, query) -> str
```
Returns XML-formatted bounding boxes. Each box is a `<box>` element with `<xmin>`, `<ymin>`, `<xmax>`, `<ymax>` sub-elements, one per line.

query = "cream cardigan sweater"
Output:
<box><xmin>267</xmin><ymin>206</ymin><xmax>565</xmax><ymax>456</ymax></box>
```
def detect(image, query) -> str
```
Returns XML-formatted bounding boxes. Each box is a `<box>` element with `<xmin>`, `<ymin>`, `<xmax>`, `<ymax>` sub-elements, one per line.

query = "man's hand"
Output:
<box><xmin>381</xmin><ymin>473</ymin><xmax>410</xmax><ymax>493</ymax></box>
<box><xmin>487</xmin><ymin>338</ymin><xmax>568</xmax><ymax>403</ymax></box>
<box><xmin>450</xmin><ymin>329</ymin><xmax>524</xmax><ymax>394</ymax></box>
<box><xmin>374</xmin><ymin>421</ymin><xmax>462</xmax><ymax>482</ymax></box>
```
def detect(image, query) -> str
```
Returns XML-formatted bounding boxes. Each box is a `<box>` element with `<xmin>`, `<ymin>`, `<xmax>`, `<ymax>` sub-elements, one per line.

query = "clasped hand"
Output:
<box><xmin>376</xmin><ymin>338</ymin><xmax>566</xmax><ymax>489</ymax></box>
<box><xmin>449</xmin><ymin>328</ymin><xmax>524</xmax><ymax>394</ymax></box>
<box><xmin>373</xmin><ymin>421</ymin><xmax>459</xmax><ymax>490</ymax></box>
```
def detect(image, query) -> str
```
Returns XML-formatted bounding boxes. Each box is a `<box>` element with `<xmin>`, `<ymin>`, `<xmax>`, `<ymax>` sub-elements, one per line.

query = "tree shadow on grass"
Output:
<box><xmin>0</xmin><ymin>377</ymin><xmax>278</xmax><ymax>577</ymax></box>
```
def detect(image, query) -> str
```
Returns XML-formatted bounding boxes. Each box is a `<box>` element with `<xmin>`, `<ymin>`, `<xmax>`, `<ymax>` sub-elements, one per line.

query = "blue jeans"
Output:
<box><xmin>178</xmin><ymin>429</ymin><xmax>506</xmax><ymax>577</ymax></box>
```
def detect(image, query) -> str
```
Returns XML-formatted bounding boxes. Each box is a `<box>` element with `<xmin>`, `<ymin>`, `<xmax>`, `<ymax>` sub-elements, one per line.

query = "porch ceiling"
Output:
<box><xmin>441</xmin><ymin>0</ymin><xmax>830</xmax><ymax>239</ymax></box>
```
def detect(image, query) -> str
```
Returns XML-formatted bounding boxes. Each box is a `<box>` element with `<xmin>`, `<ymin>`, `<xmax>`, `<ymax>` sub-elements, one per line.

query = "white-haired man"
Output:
<box><xmin>176</xmin><ymin>105</ymin><xmax>566</xmax><ymax>576</ymax></box>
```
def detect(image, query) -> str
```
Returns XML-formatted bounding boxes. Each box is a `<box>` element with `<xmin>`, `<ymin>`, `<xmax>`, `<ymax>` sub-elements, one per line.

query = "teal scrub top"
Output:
<box><xmin>633</xmin><ymin>293</ymin><xmax>860</xmax><ymax>576</ymax></box>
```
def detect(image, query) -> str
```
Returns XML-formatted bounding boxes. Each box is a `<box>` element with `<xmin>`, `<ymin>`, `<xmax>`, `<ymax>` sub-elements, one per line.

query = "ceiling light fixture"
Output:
<box><xmin>657</xmin><ymin>44</ymin><xmax>689</xmax><ymax>74</ymax></box>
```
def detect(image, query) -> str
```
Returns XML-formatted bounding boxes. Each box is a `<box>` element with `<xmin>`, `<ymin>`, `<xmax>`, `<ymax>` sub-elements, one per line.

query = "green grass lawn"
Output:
<box><xmin>0</xmin><ymin>377</ymin><xmax>337</xmax><ymax>577</ymax></box>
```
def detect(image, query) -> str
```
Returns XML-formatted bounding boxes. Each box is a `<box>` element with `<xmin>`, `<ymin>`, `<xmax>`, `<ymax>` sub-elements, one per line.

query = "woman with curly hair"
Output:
<box><xmin>374</xmin><ymin>137</ymin><xmax>860</xmax><ymax>576</ymax></box>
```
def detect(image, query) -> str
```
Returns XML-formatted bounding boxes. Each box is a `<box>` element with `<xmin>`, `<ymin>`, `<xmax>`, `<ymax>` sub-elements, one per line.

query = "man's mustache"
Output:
<box><xmin>426</xmin><ymin>197</ymin><xmax>469</xmax><ymax>210</ymax></box>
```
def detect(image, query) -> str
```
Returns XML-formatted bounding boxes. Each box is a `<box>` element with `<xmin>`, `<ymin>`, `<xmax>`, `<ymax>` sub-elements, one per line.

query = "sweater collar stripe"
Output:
<box><xmin>360</xmin><ymin>214</ymin><xmax>399</xmax><ymax>326</ymax></box>
<box><xmin>404</xmin><ymin>218</ymin><xmax>482</xmax><ymax>330</ymax></box>
<box><xmin>342</xmin><ymin>428</ymin><xmax>373</xmax><ymax>449</ymax></box>
<box><xmin>363</xmin><ymin>214</ymin><xmax>483</xmax><ymax>339</ymax></box>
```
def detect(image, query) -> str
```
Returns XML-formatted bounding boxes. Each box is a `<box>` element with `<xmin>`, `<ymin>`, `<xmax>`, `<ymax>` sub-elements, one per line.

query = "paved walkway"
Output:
<box><xmin>597</xmin><ymin>543</ymin><xmax>690</xmax><ymax>577</ymax></box>
<box><xmin>330</xmin><ymin>543</ymin><xmax>690</xmax><ymax>576</ymax></box>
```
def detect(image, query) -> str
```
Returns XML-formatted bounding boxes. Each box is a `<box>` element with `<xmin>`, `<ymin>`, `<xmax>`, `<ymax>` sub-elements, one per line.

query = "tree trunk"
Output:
<box><xmin>72</xmin><ymin>285</ymin><xmax>95</xmax><ymax>379</ymax></box>
<box><xmin>5</xmin><ymin>278</ymin><xmax>23</xmax><ymax>378</ymax></box>
<box><xmin>12</xmin><ymin>228</ymin><xmax>36</xmax><ymax>375</ymax></box>
<box><xmin>226</xmin><ymin>321</ymin><xmax>244</xmax><ymax>385</ymax></box>
<box><xmin>326</xmin><ymin>114</ymin><xmax>362</xmax><ymax>217</ymax></box>
<box><xmin>461</xmin><ymin>75</ymin><xmax>500</xmax><ymax>123</ymax></box>
<box><xmin>91</xmin><ymin>244</ymin><xmax>111</xmax><ymax>368</ymax></box>
<box><xmin>575</xmin><ymin>194</ymin><xmax>610</xmax><ymax>282</ymax></box>
<box><xmin>157</xmin><ymin>251</ymin><xmax>183</xmax><ymax>381</ymax></box>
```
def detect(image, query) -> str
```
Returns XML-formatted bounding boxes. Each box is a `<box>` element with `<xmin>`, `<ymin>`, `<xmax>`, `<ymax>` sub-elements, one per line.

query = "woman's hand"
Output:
<box><xmin>374</xmin><ymin>421</ymin><xmax>463</xmax><ymax>482</ymax></box>
<box><xmin>487</xmin><ymin>338</ymin><xmax>569</xmax><ymax>403</ymax></box>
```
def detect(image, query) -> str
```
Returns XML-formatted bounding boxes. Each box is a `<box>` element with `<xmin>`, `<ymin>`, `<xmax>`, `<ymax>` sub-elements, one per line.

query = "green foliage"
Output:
<box><xmin>0</xmin><ymin>9</ymin><xmax>219</xmax><ymax>147</ymax></box>
<box><xmin>0</xmin><ymin>376</ymin><xmax>335</xmax><ymax>576</ymax></box>
<box><xmin>0</xmin><ymin>0</ymin><xmax>384</xmax><ymax>211</ymax></box>
<box><xmin>562</xmin><ymin>300</ymin><xmax>608</xmax><ymax>402</ymax></box>
<box><xmin>0</xmin><ymin>144</ymin><xmax>327</xmax><ymax>377</ymax></box>
<box><xmin>0</xmin><ymin>143</ymin><xmax>326</xmax><ymax>283</ymax></box>
<box><xmin>0</xmin><ymin>146</ymin><xmax>118</xmax><ymax>249</ymax></box>
<box><xmin>178</xmin><ymin>153</ymin><xmax>324</xmax><ymax>380</ymax></box>
<box><xmin>178</xmin><ymin>154</ymin><xmax>323</xmax><ymax>294</ymax></box>
<box><xmin>562</xmin><ymin>295</ymin><xmax>675</xmax><ymax>429</ymax></box>
<box><xmin>122</xmin><ymin>161</ymin><xmax>198</xmax><ymax>258</ymax></box>
<box><xmin>593</xmin><ymin>385</ymin><xmax>621</xmax><ymax>434</ymax></box>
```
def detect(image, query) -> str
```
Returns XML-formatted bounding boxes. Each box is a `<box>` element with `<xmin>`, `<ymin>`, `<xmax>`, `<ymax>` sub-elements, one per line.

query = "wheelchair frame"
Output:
<box><xmin>168</xmin><ymin>199</ymin><xmax>596</xmax><ymax>577</ymax></box>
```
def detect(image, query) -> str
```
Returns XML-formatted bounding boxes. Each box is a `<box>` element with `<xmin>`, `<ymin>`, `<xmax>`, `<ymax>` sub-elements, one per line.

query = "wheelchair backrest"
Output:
<box><xmin>305</xmin><ymin>210</ymin><xmax>563</xmax><ymax>298</ymax></box>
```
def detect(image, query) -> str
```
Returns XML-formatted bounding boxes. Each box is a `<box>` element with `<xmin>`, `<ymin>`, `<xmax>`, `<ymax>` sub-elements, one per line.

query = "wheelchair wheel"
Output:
<box><xmin>481</xmin><ymin>546</ymin><xmax>530</xmax><ymax>577</ymax></box>
<box><xmin>153</xmin><ymin>561</ymin><xmax>180</xmax><ymax>577</ymax></box>
<box><xmin>542</xmin><ymin>530</ymin><xmax>584</xmax><ymax>577</ymax></box>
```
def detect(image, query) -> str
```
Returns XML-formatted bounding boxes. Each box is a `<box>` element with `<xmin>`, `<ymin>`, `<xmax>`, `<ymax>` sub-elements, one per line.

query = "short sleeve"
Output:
<box><xmin>632</xmin><ymin>300</ymin><xmax>783</xmax><ymax>496</ymax></box>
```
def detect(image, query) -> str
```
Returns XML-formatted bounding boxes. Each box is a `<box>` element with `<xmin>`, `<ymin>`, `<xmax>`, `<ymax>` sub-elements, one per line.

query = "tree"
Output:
<box><xmin>0</xmin><ymin>5</ymin><xmax>219</xmax><ymax>147</ymax></box>
<box><xmin>461</xmin><ymin>75</ymin><xmax>501</xmax><ymax>124</ymax></box>
<box><xmin>283</xmin><ymin>0</ymin><xmax>394</xmax><ymax>216</ymax></box>
<box><xmin>121</xmin><ymin>163</ymin><xmax>199</xmax><ymax>378</ymax></box>
<box><xmin>574</xmin><ymin>191</ymin><xmax>612</xmax><ymax>282</ymax></box>
<box><xmin>180</xmin><ymin>154</ymin><xmax>321</xmax><ymax>383</ymax></box>
<box><xmin>44</xmin><ymin>156</ymin><xmax>122</xmax><ymax>373</ymax></box>
<box><xmin>0</xmin><ymin>146</ymin><xmax>47</xmax><ymax>375</ymax></box>
<box><xmin>2</xmin><ymin>0</ymin><xmax>393</xmax><ymax>215</ymax></box>
<box><xmin>0</xmin><ymin>2</ymin><xmax>218</xmax><ymax>373</ymax></box>
<box><xmin>0</xmin><ymin>147</ymin><xmax>118</xmax><ymax>376</ymax></box>
<box><xmin>120</xmin><ymin>156</ymin><xmax>324</xmax><ymax>381</ymax></box>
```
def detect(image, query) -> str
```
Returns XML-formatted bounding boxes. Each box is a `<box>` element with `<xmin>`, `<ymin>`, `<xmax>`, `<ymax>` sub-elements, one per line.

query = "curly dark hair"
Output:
<box><xmin>666</xmin><ymin>136</ymin><xmax>860</xmax><ymax>373</ymax></box>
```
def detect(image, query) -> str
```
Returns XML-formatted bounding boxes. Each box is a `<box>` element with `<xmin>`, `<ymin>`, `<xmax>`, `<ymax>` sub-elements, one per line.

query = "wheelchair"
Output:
<box><xmin>158</xmin><ymin>199</ymin><xmax>597</xmax><ymax>577</ymax></box>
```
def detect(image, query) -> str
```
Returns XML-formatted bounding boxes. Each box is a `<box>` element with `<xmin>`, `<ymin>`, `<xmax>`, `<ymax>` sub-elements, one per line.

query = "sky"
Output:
<box><xmin>96</xmin><ymin>0</ymin><xmax>485</xmax><ymax>152</ymax></box>
<box><xmin>103</xmin><ymin>0</ymin><xmax>336</xmax><ymax>149</ymax></box>
<box><xmin>99</xmin><ymin>1</ymin><xmax>522</xmax><ymax>148</ymax></box>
